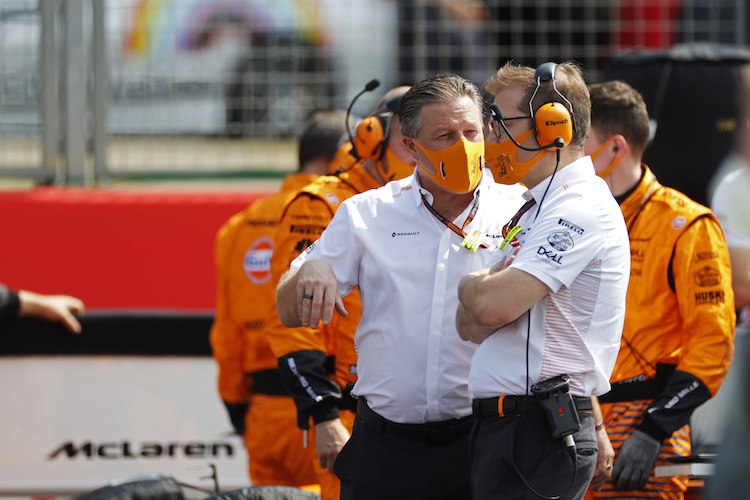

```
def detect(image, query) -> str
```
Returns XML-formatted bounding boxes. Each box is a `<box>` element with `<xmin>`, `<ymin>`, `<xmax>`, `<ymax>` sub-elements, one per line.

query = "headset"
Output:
<box><xmin>500</xmin><ymin>62</ymin><xmax>581</xmax><ymax>500</ymax></box>
<box><xmin>489</xmin><ymin>62</ymin><xmax>576</xmax><ymax>152</ymax></box>
<box><xmin>345</xmin><ymin>79</ymin><xmax>402</xmax><ymax>161</ymax></box>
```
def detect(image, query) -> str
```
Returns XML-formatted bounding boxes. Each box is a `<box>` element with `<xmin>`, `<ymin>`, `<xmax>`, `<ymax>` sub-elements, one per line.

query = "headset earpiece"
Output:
<box><xmin>530</xmin><ymin>62</ymin><xmax>577</xmax><ymax>151</ymax></box>
<box><xmin>353</xmin><ymin>113</ymin><xmax>390</xmax><ymax>160</ymax></box>
<box><xmin>534</xmin><ymin>102</ymin><xmax>573</xmax><ymax>150</ymax></box>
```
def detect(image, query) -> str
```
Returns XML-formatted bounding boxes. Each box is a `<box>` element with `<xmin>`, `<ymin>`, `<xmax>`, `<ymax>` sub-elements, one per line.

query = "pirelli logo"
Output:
<box><xmin>695</xmin><ymin>290</ymin><xmax>725</xmax><ymax>305</ymax></box>
<box><xmin>290</xmin><ymin>225</ymin><xmax>324</xmax><ymax>236</ymax></box>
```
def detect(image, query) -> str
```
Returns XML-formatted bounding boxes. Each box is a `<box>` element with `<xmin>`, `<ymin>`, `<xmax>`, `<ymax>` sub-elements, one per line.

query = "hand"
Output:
<box><xmin>612</xmin><ymin>429</ymin><xmax>661</xmax><ymax>490</ymax></box>
<box><xmin>488</xmin><ymin>247</ymin><xmax>519</xmax><ymax>275</ymax></box>
<box><xmin>314</xmin><ymin>418</ymin><xmax>350</xmax><ymax>473</ymax></box>
<box><xmin>296</xmin><ymin>260</ymin><xmax>347</xmax><ymax>328</ymax></box>
<box><xmin>17</xmin><ymin>290</ymin><xmax>85</xmax><ymax>333</ymax></box>
<box><xmin>456</xmin><ymin>302</ymin><xmax>497</xmax><ymax>343</ymax></box>
<box><xmin>588</xmin><ymin>423</ymin><xmax>615</xmax><ymax>491</ymax></box>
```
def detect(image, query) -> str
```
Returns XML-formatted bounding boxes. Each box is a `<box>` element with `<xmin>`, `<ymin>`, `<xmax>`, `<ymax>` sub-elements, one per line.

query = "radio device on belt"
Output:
<box><xmin>531</xmin><ymin>374</ymin><xmax>580</xmax><ymax>451</ymax></box>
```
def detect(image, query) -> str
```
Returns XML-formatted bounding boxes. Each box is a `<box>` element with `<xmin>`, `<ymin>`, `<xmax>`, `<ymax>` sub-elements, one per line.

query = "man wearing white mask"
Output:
<box><xmin>275</xmin><ymin>73</ymin><xmax>524</xmax><ymax>500</ymax></box>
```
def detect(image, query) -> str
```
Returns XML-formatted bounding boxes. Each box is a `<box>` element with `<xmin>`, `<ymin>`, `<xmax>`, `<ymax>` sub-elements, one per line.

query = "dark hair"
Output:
<box><xmin>297</xmin><ymin>109</ymin><xmax>354</xmax><ymax>169</ymax></box>
<box><xmin>588</xmin><ymin>80</ymin><xmax>650</xmax><ymax>156</ymax></box>
<box><xmin>398</xmin><ymin>73</ymin><xmax>483</xmax><ymax>139</ymax></box>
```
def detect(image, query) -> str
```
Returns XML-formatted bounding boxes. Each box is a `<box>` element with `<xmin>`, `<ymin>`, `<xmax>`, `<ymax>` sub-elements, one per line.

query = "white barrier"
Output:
<box><xmin>0</xmin><ymin>356</ymin><xmax>249</xmax><ymax>496</ymax></box>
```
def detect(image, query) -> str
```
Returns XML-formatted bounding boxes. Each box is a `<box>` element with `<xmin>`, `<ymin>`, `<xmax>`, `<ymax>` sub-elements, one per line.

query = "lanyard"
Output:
<box><xmin>500</xmin><ymin>198</ymin><xmax>536</xmax><ymax>250</ymax></box>
<box><xmin>421</xmin><ymin>190</ymin><xmax>490</xmax><ymax>251</ymax></box>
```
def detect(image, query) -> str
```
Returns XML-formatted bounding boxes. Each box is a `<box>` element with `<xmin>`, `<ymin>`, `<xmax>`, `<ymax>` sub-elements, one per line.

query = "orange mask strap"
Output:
<box><xmin>589</xmin><ymin>137</ymin><xmax>621</xmax><ymax>179</ymax></box>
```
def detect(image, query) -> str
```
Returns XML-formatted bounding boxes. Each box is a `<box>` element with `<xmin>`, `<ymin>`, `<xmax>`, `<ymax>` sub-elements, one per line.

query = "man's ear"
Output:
<box><xmin>612</xmin><ymin>134</ymin><xmax>627</xmax><ymax>160</ymax></box>
<box><xmin>402</xmin><ymin>136</ymin><xmax>419</xmax><ymax>161</ymax></box>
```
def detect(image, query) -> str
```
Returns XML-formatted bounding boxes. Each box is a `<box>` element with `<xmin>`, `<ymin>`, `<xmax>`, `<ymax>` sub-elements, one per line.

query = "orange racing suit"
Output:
<box><xmin>265</xmin><ymin>163</ymin><xmax>382</xmax><ymax>500</ymax></box>
<box><xmin>590</xmin><ymin>166</ymin><xmax>735</xmax><ymax>500</ymax></box>
<box><xmin>210</xmin><ymin>172</ymin><xmax>319</xmax><ymax>487</ymax></box>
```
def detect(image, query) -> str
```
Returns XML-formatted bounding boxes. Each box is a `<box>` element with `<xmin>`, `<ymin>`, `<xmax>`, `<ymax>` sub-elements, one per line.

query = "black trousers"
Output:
<box><xmin>470</xmin><ymin>410</ymin><xmax>597</xmax><ymax>500</ymax></box>
<box><xmin>334</xmin><ymin>413</ymin><xmax>472</xmax><ymax>500</ymax></box>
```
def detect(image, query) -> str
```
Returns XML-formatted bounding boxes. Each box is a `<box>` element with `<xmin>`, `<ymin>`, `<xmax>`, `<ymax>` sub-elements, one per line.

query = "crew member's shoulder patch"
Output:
<box><xmin>671</xmin><ymin>215</ymin><xmax>686</xmax><ymax>230</ymax></box>
<box><xmin>244</xmin><ymin>236</ymin><xmax>274</xmax><ymax>284</ymax></box>
<box><xmin>326</xmin><ymin>193</ymin><xmax>340</xmax><ymax>206</ymax></box>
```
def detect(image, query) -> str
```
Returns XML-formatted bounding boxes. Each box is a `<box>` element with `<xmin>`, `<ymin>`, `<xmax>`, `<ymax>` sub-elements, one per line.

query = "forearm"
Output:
<box><xmin>456</xmin><ymin>302</ymin><xmax>497</xmax><ymax>343</ymax></box>
<box><xmin>276</xmin><ymin>269</ymin><xmax>302</xmax><ymax>327</ymax></box>
<box><xmin>639</xmin><ymin>370</ymin><xmax>711</xmax><ymax>441</ymax></box>
<box><xmin>278</xmin><ymin>349</ymin><xmax>342</xmax><ymax>430</ymax></box>
<box><xmin>459</xmin><ymin>266</ymin><xmax>550</xmax><ymax>328</ymax></box>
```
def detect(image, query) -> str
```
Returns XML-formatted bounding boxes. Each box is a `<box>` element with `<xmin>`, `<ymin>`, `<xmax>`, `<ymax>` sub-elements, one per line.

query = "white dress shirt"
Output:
<box><xmin>469</xmin><ymin>156</ymin><xmax>630</xmax><ymax>400</ymax></box>
<box><xmin>292</xmin><ymin>171</ymin><xmax>524</xmax><ymax>423</ymax></box>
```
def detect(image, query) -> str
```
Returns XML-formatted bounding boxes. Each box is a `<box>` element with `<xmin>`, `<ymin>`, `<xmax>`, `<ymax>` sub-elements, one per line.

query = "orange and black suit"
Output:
<box><xmin>591</xmin><ymin>166</ymin><xmax>735</xmax><ymax>499</ymax></box>
<box><xmin>265</xmin><ymin>163</ymin><xmax>382</xmax><ymax>500</ymax></box>
<box><xmin>210</xmin><ymin>172</ymin><xmax>319</xmax><ymax>487</ymax></box>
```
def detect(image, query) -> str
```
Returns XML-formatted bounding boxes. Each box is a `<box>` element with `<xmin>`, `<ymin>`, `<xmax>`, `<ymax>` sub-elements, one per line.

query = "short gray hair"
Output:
<box><xmin>398</xmin><ymin>73</ymin><xmax>483</xmax><ymax>139</ymax></box>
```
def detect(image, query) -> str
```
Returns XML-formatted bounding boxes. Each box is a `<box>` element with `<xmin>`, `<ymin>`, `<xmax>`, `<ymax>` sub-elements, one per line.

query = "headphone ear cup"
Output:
<box><xmin>354</xmin><ymin>114</ymin><xmax>388</xmax><ymax>160</ymax></box>
<box><xmin>534</xmin><ymin>102</ymin><xmax>573</xmax><ymax>150</ymax></box>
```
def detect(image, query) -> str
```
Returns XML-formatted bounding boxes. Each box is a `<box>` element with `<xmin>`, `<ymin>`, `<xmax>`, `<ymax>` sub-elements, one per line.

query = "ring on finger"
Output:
<box><xmin>302</xmin><ymin>293</ymin><xmax>314</xmax><ymax>300</ymax></box>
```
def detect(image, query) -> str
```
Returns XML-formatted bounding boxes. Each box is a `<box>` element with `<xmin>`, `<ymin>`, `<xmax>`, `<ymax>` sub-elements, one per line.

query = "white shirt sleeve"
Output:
<box><xmin>511</xmin><ymin>200</ymin><xmax>605</xmax><ymax>292</ymax></box>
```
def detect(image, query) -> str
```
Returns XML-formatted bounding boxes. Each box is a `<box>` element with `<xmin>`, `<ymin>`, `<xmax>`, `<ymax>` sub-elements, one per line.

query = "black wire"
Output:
<box><xmin>508</xmin><ymin>272</ymin><xmax>578</xmax><ymax>500</ymax></box>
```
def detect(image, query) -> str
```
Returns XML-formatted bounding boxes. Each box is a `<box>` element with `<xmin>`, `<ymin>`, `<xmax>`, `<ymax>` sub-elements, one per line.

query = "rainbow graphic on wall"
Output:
<box><xmin>124</xmin><ymin>0</ymin><xmax>323</xmax><ymax>56</ymax></box>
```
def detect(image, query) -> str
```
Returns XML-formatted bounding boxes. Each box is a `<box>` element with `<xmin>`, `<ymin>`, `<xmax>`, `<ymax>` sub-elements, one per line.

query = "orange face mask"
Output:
<box><xmin>484</xmin><ymin>129</ymin><xmax>545</xmax><ymax>185</ymax></box>
<box><xmin>415</xmin><ymin>137</ymin><xmax>484</xmax><ymax>193</ymax></box>
<box><xmin>589</xmin><ymin>137</ymin><xmax>621</xmax><ymax>179</ymax></box>
<box><xmin>378</xmin><ymin>147</ymin><xmax>416</xmax><ymax>182</ymax></box>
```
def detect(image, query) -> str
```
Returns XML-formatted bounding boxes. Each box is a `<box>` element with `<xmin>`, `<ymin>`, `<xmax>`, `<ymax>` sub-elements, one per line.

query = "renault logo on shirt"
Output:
<box><xmin>392</xmin><ymin>231</ymin><xmax>420</xmax><ymax>237</ymax></box>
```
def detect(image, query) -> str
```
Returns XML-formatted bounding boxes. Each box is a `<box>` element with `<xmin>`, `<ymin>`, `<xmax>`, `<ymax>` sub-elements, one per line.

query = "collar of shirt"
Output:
<box><xmin>523</xmin><ymin>155</ymin><xmax>596</xmax><ymax>205</ymax></box>
<box><xmin>410</xmin><ymin>170</ymin><xmax>495</xmax><ymax>222</ymax></box>
<box><xmin>619</xmin><ymin>164</ymin><xmax>662</xmax><ymax>222</ymax></box>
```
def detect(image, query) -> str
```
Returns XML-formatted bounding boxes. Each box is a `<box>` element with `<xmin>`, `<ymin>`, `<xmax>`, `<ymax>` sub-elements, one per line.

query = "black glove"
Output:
<box><xmin>612</xmin><ymin>429</ymin><xmax>662</xmax><ymax>490</ymax></box>
<box><xmin>224</xmin><ymin>402</ymin><xmax>249</xmax><ymax>436</ymax></box>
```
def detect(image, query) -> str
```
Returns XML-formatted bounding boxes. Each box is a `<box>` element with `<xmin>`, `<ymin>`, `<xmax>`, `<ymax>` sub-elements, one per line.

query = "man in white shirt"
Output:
<box><xmin>457</xmin><ymin>62</ymin><xmax>630</xmax><ymax>500</ymax></box>
<box><xmin>276</xmin><ymin>73</ymin><xmax>524</xmax><ymax>500</ymax></box>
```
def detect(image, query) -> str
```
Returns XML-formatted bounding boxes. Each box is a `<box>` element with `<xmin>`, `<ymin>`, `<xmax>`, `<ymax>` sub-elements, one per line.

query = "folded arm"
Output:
<box><xmin>457</xmin><ymin>259</ymin><xmax>550</xmax><ymax>339</ymax></box>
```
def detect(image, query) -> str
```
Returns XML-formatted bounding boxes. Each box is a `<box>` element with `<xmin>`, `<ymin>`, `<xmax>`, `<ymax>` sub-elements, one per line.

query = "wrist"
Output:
<box><xmin>16</xmin><ymin>290</ymin><xmax>41</xmax><ymax>318</ymax></box>
<box><xmin>595</xmin><ymin>421</ymin><xmax>606</xmax><ymax>431</ymax></box>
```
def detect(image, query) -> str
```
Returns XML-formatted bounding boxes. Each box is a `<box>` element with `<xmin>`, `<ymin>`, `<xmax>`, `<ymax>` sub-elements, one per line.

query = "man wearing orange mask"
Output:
<box><xmin>265</xmin><ymin>85</ymin><xmax>426</xmax><ymax>500</ymax></box>
<box><xmin>457</xmin><ymin>62</ymin><xmax>630</xmax><ymax>500</ymax></box>
<box><xmin>275</xmin><ymin>73</ymin><xmax>524</xmax><ymax>500</ymax></box>
<box><xmin>583</xmin><ymin>80</ymin><xmax>735</xmax><ymax>500</ymax></box>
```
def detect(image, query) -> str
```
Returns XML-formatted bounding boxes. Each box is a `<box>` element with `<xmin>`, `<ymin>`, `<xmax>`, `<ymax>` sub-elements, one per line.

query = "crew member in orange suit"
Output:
<box><xmin>265</xmin><ymin>84</ymin><xmax>415</xmax><ymax>500</ymax></box>
<box><xmin>584</xmin><ymin>81</ymin><xmax>735</xmax><ymax>499</ymax></box>
<box><xmin>210</xmin><ymin>109</ymin><xmax>353</xmax><ymax>487</ymax></box>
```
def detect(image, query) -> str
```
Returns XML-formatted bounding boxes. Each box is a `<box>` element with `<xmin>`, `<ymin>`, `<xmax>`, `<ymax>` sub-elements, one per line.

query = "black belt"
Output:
<box><xmin>357</xmin><ymin>397</ymin><xmax>474</xmax><ymax>443</ymax></box>
<box><xmin>472</xmin><ymin>395</ymin><xmax>593</xmax><ymax>418</ymax></box>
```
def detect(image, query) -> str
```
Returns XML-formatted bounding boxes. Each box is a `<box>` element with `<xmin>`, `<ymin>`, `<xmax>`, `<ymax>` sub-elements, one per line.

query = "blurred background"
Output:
<box><xmin>1</xmin><ymin>0</ymin><xmax>749</xmax><ymax>497</ymax></box>
<box><xmin>0</xmin><ymin>0</ymin><xmax>747</xmax><ymax>185</ymax></box>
